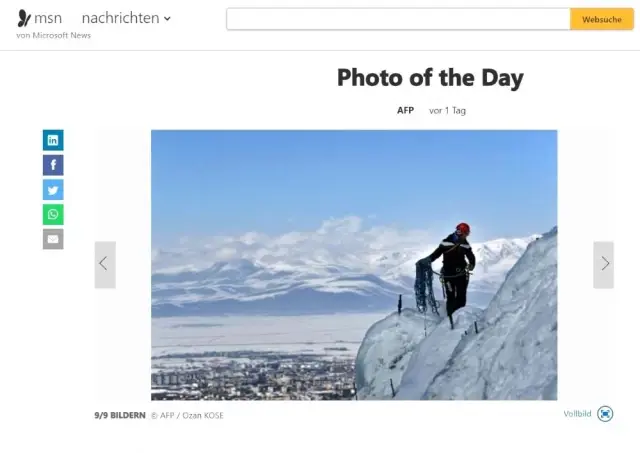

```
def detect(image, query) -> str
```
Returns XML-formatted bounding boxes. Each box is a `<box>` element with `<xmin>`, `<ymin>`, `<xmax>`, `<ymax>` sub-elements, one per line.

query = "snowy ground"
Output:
<box><xmin>355</xmin><ymin>227</ymin><xmax>558</xmax><ymax>400</ymax></box>
<box><xmin>354</xmin><ymin>308</ymin><xmax>440</xmax><ymax>399</ymax></box>
<box><xmin>152</xmin><ymin>312</ymin><xmax>388</xmax><ymax>370</ymax></box>
<box><xmin>394</xmin><ymin>306</ymin><xmax>485</xmax><ymax>400</ymax></box>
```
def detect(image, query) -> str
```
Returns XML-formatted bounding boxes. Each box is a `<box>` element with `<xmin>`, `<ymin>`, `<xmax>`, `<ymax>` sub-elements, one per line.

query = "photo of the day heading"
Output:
<box><xmin>338</xmin><ymin>68</ymin><xmax>524</xmax><ymax>91</ymax></box>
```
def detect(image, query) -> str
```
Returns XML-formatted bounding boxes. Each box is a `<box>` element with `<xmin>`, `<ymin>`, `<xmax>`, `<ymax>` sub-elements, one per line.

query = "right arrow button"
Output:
<box><xmin>594</xmin><ymin>242</ymin><xmax>614</xmax><ymax>289</ymax></box>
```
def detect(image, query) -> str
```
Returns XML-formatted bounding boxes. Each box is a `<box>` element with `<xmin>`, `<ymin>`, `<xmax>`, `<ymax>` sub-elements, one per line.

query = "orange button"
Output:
<box><xmin>570</xmin><ymin>8</ymin><xmax>634</xmax><ymax>30</ymax></box>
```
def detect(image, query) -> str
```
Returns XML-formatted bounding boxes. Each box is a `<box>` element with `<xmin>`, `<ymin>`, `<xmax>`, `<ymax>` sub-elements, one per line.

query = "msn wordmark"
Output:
<box><xmin>17</xmin><ymin>10</ymin><xmax>62</xmax><ymax>27</ymax></box>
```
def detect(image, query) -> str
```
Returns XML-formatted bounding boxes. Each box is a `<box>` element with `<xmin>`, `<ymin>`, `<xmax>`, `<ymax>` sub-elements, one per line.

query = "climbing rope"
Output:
<box><xmin>415</xmin><ymin>261</ymin><xmax>470</xmax><ymax>316</ymax></box>
<box><xmin>414</xmin><ymin>262</ymin><xmax>440</xmax><ymax>316</ymax></box>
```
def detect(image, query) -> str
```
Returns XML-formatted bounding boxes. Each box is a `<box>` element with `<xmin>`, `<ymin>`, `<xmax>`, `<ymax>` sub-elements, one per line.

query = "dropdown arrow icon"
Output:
<box><xmin>164</xmin><ymin>16</ymin><xmax>171</xmax><ymax>21</ymax></box>
<box><xmin>99</xmin><ymin>256</ymin><xmax>108</xmax><ymax>271</ymax></box>
<box><xmin>601</xmin><ymin>256</ymin><xmax>610</xmax><ymax>271</ymax></box>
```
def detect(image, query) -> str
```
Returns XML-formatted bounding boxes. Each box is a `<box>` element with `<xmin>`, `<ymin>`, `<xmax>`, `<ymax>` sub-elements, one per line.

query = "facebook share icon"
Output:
<box><xmin>43</xmin><ymin>155</ymin><xmax>64</xmax><ymax>176</ymax></box>
<box><xmin>597</xmin><ymin>406</ymin><xmax>613</xmax><ymax>422</ymax></box>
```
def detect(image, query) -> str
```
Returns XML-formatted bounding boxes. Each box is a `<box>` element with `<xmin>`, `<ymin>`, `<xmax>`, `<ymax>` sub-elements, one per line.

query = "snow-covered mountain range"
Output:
<box><xmin>152</xmin><ymin>218</ymin><xmax>540</xmax><ymax>316</ymax></box>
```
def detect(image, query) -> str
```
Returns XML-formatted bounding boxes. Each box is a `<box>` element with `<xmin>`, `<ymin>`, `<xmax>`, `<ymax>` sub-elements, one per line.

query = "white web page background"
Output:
<box><xmin>0</xmin><ymin>50</ymin><xmax>637</xmax><ymax>450</ymax></box>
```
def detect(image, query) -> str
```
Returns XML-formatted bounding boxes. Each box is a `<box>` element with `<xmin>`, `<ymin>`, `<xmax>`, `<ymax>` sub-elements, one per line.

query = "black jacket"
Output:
<box><xmin>417</xmin><ymin>233</ymin><xmax>476</xmax><ymax>275</ymax></box>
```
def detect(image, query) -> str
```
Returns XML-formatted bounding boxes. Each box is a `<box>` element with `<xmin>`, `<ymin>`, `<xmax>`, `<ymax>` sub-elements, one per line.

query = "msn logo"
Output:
<box><xmin>18</xmin><ymin>10</ymin><xmax>63</xmax><ymax>27</ymax></box>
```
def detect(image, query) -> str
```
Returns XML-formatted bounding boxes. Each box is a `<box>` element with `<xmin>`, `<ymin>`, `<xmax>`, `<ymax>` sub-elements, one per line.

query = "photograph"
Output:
<box><xmin>151</xmin><ymin>130</ymin><xmax>558</xmax><ymax>401</ymax></box>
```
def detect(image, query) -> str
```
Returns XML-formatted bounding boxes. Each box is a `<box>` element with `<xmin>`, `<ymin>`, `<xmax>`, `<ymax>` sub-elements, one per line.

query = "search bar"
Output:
<box><xmin>226</xmin><ymin>7</ymin><xmax>634</xmax><ymax>31</ymax></box>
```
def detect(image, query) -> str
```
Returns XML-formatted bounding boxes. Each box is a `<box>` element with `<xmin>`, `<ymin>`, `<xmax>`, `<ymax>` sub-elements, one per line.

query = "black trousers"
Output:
<box><xmin>443</xmin><ymin>273</ymin><xmax>469</xmax><ymax>317</ymax></box>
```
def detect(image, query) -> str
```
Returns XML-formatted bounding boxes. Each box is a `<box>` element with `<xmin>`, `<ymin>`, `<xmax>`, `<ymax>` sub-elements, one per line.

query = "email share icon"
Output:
<box><xmin>43</xmin><ymin>229</ymin><xmax>64</xmax><ymax>250</ymax></box>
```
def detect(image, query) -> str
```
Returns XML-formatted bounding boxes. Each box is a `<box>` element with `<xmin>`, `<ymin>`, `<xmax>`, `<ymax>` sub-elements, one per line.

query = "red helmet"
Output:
<box><xmin>456</xmin><ymin>222</ymin><xmax>471</xmax><ymax>235</ymax></box>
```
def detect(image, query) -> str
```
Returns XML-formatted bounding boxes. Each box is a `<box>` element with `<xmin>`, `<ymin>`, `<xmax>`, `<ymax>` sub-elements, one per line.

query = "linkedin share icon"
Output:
<box><xmin>43</xmin><ymin>129</ymin><xmax>64</xmax><ymax>150</ymax></box>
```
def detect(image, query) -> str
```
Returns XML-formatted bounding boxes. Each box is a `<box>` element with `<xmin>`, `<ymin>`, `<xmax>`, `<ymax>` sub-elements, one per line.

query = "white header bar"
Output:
<box><xmin>0</xmin><ymin>2</ymin><xmax>637</xmax><ymax>50</ymax></box>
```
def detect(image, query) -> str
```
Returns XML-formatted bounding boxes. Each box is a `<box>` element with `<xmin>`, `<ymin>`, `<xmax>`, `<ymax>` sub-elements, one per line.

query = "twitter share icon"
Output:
<box><xmin>43</xmin><ymin>179</ymin><xmax>64</xmax><ymax>201</ymax></box>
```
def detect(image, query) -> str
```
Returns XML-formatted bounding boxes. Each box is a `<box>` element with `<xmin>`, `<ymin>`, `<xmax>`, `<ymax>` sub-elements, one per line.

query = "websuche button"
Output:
<box><xmin>570</xmin><ymin>8</ymin><xmax>634</xmax><ymax>30</ymax></box>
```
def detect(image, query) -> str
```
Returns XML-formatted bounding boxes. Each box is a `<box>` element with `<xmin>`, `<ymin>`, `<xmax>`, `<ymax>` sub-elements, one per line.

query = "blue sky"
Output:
<box><xmin>152</xmin><ymin>130</ymin><xmax>557</xmax><ymax>244</ymax></box>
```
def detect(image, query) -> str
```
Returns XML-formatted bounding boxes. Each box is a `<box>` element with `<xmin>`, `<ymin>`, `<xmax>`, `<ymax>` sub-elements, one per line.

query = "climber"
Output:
<box><xmin>415</xmin><ymin>223</ymin><xmax>476</xmax><ymax>325</ymax></box>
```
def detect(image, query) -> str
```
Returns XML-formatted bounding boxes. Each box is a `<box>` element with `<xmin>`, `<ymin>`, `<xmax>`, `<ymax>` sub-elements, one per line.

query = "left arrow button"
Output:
<box><xmin>95</xmin><ymin>242</ymin><xmax>116</xmax><ymax>289</ymax></box>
